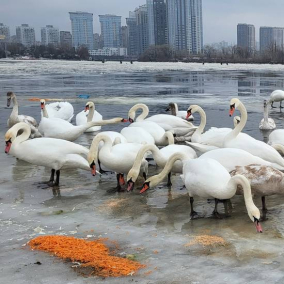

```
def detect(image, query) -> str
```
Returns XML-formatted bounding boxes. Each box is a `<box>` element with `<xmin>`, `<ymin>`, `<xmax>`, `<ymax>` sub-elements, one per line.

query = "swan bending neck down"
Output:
<box><xmin>87</xmin><ymin>134</ymin><xmax>148</xmax><ymax>191</ymax></box>
<box><xmin>128</xmin><ymin>103</ymin><xmax>149</xmax><ymax>123</ymax></box>
<box><xmin>166</xmin><ymin>103</ymin><xmax>194</xmax><ymax>121</ymax></box>
<box><xmin>259</xmin><ymin>100</ymin><xmax>276</xmax><ymax>130</ymax></box>
<box><xmin>140</xmin><ymin>154</ymin><xmax>262</xmax><ymax>233</ymax></box>
<box><xmin>5</xmin><ymin>123</ymin><xmax>96</xmax><ymax>186</ymax></box>
<box><xmin>40</xmin><ymin>99</ymin><xmax>127</xmax><ymax>142</ymax></box>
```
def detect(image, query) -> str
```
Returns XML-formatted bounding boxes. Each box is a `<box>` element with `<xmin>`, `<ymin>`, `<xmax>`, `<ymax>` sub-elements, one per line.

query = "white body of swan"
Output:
<box><xmin>39</xmin><ymin>99</ymin><xmax>125</xmax><ymax>142</ymax></box>
<box><xmin>259</xmin><ymin>100</ymin><xmax>276</xmax><ymax>130</ymax></box>
<box><xmin>5</xmin><ymin>123</ymin><xmax>93</xmax><ymax>184</ymax></box>
<box><xmin>128</xmin><ymin>104</ymin><xmax>196</xmax><ymax>137</ymax></box>
<box><xmin>128</xmin><ymin>121</ymin><xmax>174</xmax><ymax>146</ymax></box>
<box><xmin>88</xmin><ymin>134</ymin><xmax>149</xmax><ymax>178</ymax></box>
<box><xmin>167</xmin><ymin>103</ymin><xmax>194</xmax><ymax>121</ymax></box>
<box><xmin>268</xmin><ymin>130</ymin><xmax>284</xmax><ymax>148</ymax></box>
<box><xmin>225</xmin><ymin>98</ymin><xmax>284</xmax><ymax>167</ymax></box>
<box><xmin>141</xmin><ymin>154</ymin><xmax>262</xmax><ymax>232</ymax></box>
<box><xmin>43</xmin><ymin>101</ymin><xmax>74</xmax><ymax>122</ymax></box>
<box><xmin>199</xmin><ymin>148</ymin><xmax>284</xmax><ymax>172</ymax></box>
<box><xmin>121</xmin><ymin>127</ymin><xmax>155</xmax><ymax>145</ymax></box>
<box><xmin>76</xmin><ymin>101</ymin><xmax>103</xmax><ymax>132</ymax></box>
<box><xmin>98</xmin><ymin>131</ymin><xmax>127</xmax><ymax>149</ymax></box>
<box><xmin>127</xmin><ymin>144</ymin><xmax>197</xmax><ymax>190</ymax></box>
<box><xmin>269</xmin><ymin>90</ymin><xmax>284</xmax><ymax>108</ymax></box>
<box><xmin>6</xmin><ymin>92</ymin><xmax>41</xmax><ymax>138</ymax></box>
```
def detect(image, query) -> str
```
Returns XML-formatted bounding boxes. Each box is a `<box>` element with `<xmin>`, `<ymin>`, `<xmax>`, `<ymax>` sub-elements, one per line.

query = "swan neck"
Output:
<box><xmin>13</xmin><ymin>123</ymin><xmax>31</xmax><ymax>145</ymax></box>
<box><xmin>192</xmin><ymin>106</ymin><xmax>206</xmax><ymax>141</ymax></box>
<box><xmin>42</xmin><ymin>105</ymin><xmax>49</xmax><ymax>118</ymax></box>
<box><xmin>87</xmin><ymin>107</ymin><xmax>95</xmax><ymax>122</ymax></box>
<box><xmin>164</xmin><ymin>132</ymin><xmax>174</xmax><ymax>145</ymax></box>
<box><xmin>88</xmin><ymin>135</ymin><xmax>112</xmax><ymax>163</ymax></box>
<box><xmin>11</xmin><ymin>96</ymin><xmax>19</xmax><ymax>117</ymax></box>
<box><xmin>263</xmin><ymin>104</ymin><xmax>269</xmax><ymax>123</ymax></box>
<box><xmin>225</xmin><ymin>101</ymin><xmax>247</xmax><ymax>142</ymax></box>
<box><xmin>136</xmin><ymin>105</ymin><xmax>149</xmax><ymax>121</ymax></box>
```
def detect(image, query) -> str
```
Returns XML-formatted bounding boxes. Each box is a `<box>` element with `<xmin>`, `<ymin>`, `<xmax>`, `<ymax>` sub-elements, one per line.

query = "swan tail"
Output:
<box><xmin>185</xmin><ymin>142</ymin><xmax>219</xmax><ymax>154</ymax></box>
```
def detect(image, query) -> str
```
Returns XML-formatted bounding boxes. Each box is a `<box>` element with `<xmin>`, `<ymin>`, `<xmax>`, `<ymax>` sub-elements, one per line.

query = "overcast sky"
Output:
<box><xmin>1</xmin><ymin>0</ymin><xmax>284</xmax><ymax>44</ymax></box>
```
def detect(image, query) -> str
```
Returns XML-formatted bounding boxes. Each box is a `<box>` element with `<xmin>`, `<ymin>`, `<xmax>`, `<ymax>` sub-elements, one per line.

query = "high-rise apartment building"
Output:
<box><xmin>136</xmin><ymin>5</ymin><xmax>149</xmax><ymax>55</ymax></box>
<box><xmin>93</xmin><ymin>33</ymin><xmax>100</xmax><ymax>49</ymax></box>
<box><xmin>0</xmin><ymin>23</ymin><xmax>10</xmax><ymax>42</ymax></box>
<box><xmin>260</xmin><ymin>27</ymin><xmax>284</xmax><ymax>52</ymax></box>
<box><xmin>69</xmin><ymin>12</ymin><xmax>94</xmax><ymax>50</ymax></box>
<box><xmin>237</xmin><ymin>24</ymin><xmax>255</xmax><ymax>52</ymax></box>
<box><xmin>60</xmin><ymin>31</ymin><xmax>72</xmax><ymax>47</ymax></box>
<box><xmin>16</xmin><ymin>24</ymin><xmax>36</xmax><ymax>47</ymax></box>
<box><xmin>126</xmin><ymin>12</ymin><xmax>138</xmax><ymax>56</ymax></box>
<box><xmin>167</xmin><ymin>0</ymin><xmax>203</xmax><ymax>54</ymax></box>
<box><xmin>147</xmin><ymin>0</ymin><xmax>167</xmax><ymax>46</ymax></box>
<box><xmin>121</xmin><ymin>26</ymin><xmax>128</xmax><ymax>48</ymax></box>
<box><xmin>41</xmin><ymin>25</ymin><xmax>60</xmax><ymax>46</ymax></box>
<box><xmin>99</xmin><ymin>15</ymin><xmax>121</xmax><ymax>48</ymax></box>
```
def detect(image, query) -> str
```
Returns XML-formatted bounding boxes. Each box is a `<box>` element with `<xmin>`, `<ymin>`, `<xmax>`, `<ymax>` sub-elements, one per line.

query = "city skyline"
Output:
<box><xmin>1</xmin><ymin>0</ymin><xmax>284</xmax><ymax>44</ymax></box>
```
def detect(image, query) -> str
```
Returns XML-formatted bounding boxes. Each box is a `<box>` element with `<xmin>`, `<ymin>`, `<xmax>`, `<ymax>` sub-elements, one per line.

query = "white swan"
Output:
<box><xmin>6</xmin><ymin>92</ymin><xmax>41</xmax><ymax>138</ymax></box>
<box><xmin>43</xmin><ymin>101</ymin><xmax>74</xmax><ymax>122</ymax></box>
<box><xmin>128</xmin><ymin>104</ymin><xmax>196</xmax><ymax>137</ymax></box>
<box><xmin>87</xmin><ymin>134</ymin><xmax>149</xmax><ymax>191</ymax></box>
<box><xmin>76</xmin><ymin>101</ymin><xmax>103</xmax><ymax>132</ymax></box>
<box><xmin>268</xmin><ymin>130</ymin><xmax>284</xmax><ymax>154</ymax></box>
<box><xmin>5</xmin><ymin>122</ymin><xmax>96</xmax><ymax>186</ymax></box>
<box><xmin>199</xmin><ymin>148</ymin><xmax>284</xmax><ymax>171</ymax></box>
<box><xmin>128</xmin><ymin>121</ymin><xmax>174</xmax><ymax>146</ymax></box>
<box><xmin>121</xmin><ymin>127</ymin><xmax>155</xmax><ymax>145</ymax></box>
<box><xmin>259</xmin><ymin>100</ymin><xmax>276</xmax><ymax>130</ymax></box>
<box><xmin>231</xmin><ymin>164</ymin><xmax>284</xmax><ymax>220</ymax></box>
<box><xmin>269</xmin><ymin>90</ymin><xmax>284</xmax><ymax>109</ymax></box>
<box><xmin>166</xmin><ymin>103</ymin><xmax>194</xmax><ymax>121</ymax></box>
<box><xmin>141</xmin><ymin>154</ymin><xmax>262</xmax><ymax>233</ymax></box>
<box><xmin>224</xmin><ymin>98</ymin><xmax>284</xmax><ymax>167</ymax></box>
<box><xmin>39</xmin><ymin>99</ymin><xmax>126</xmax><ymax>142</ymax></box>
<box><xmin>126</xmin><ymin>144</ymin><xmax>197</xmax><ymax>191</ymax></box>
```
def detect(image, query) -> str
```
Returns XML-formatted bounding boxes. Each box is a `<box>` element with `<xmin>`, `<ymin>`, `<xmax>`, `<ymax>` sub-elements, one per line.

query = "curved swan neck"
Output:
<box><xmin>164</xmin><ymin>131</ymin><xmax>174</xmax><ymax>145</ymax></box>
<box><xmin>133</xmin><ymin>104</ymin><xmax>149</xmax><ymax>122</ymax></box>
<box><xmin>88</xmin><ymin>134</ymin><xmax>112</xmax><ymax>163</ymax></box>
<box><xmin>225</xmin><ymin>101</ymin><xmax>247</xmax><ymax>142</ymax></box>
<box><xmin>192</xmin><ymin>106</ymin><xmax>206</xmax><ymax>141</ymax></box>
<box><xmin>13</xmin><ymin>123</ymin><xmax>31</xmax><ymax>145</ymax></box>
<box><xmin>229</xmin><ymin>174</ymin><xmax>256</xmax><ymax>215</ymax></box>
<box><xmin>148</xmin><ymin>153</ymin><xmax>187</xmax><ymax>187</ymax></box>
<box><xmin>87</xmin><ymin>106</ymin><xmax>95</xmax><ymax>123</ymax></box>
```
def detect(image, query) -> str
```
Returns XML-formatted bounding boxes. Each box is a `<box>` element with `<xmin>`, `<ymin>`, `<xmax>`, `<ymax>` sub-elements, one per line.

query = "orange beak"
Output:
<box><xmin>140</xmin><ymin>183</ymin><xmax>149</xmax><ymax>194</ymax></box>
<box><xmin>186</xmin><ymin>111</ymin><xmax>192</xmax><ymax>120</ymax></box>
<box><xmin>5</xmin><ymin>141</ymin><xmax>12</xmax><ymax>154</ymax></box>
<box><xmin>85</xmin><ymin>106</ymin><xmax>89</xmax><ymax>112</ymax></box>
<box><xmin>255</xmin><ymin>221</ymin><xmax>263</xmax><ymax>233</ymax></box>
<box><xmin>119</xmin><ymin>174</ymin><xmax>125</xmax><ymax>185</ymax></box>
<box><xmin>41</xmin><ymin>103</ymin><xmax>44</xmax><ymax>110</ymax></box>
<box><xmin>91</xmin><ymin>164</ymin><xmax>96</xmax><ymax>176</ymax></box>
<box><xmin>229</xmin><ymin>106</ymin><xmax>235</xmax><ymax>117</ymax></box>
<box><xmin>121</xmin><ymin>119</ymin><xmax>128</xmax><ymax>123</ymax></box>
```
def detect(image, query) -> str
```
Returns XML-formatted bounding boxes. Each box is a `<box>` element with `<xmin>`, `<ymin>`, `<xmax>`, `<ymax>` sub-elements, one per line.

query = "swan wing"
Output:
<box><xmin>185</xmin><ymin>141</ymin><xmax>218</xmax><ymax>153</ymax></box>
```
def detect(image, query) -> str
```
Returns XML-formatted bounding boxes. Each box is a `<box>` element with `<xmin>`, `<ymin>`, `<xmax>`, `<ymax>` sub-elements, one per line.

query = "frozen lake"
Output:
<box><xmin>1</xmin><ymin>60</ymin><xmax>284</xmax><ymax>283</ymax></box>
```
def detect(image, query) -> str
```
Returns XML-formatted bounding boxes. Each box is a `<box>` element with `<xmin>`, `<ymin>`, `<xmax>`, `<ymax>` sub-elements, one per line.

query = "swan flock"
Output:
<box><xmin>5</xmin><ymin>91</ymin><xmax>284</xmax><ymax>233</ymax></box>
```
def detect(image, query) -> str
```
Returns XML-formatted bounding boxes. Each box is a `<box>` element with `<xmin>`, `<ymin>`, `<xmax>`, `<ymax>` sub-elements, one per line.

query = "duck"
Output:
<box><xmin>141</xmin><ymin>154</ymin><xmax>262</xmax><ymax>233</ymax></box>
<box><xmin>4</xmin><ymin>122</ymin><xmax>97</xmax><ymax>186</ymax></box>
<box><xmin>126</xmin><ymin>144</ymin><xmax>197</xmax><ymax>191</ymax></box>
<box><xmin>128</xmin><ymin>104</ymin><xmax>196</xmax><ymax>138</ymax></box>
<box><xmin>39</xmin><ymin>99</ymin><xmax>127</xmax><ymax>142</ymax></box>
<box><xmin>87</xmin><ymin>134</ymin><xmax>149</xmax><ymax>191</ymax></box>
<box><xmin>76</xmin><ymin>101</ymin><xmax>103</xmax><ymax>132</ymax></box>
<box><xmin>43</xmin><ymin>100</ymin><xmax>74</xmax><ymax>122</ymax></box>
<box><xmin>259</xmin><ymin>100</ymin><xmax>276</xmax><ymax>130</ymax></box>
<box><xmin>166</xmin><ymin>102</ymin><xmax>194</xmax><ymax>121</ymax></box>
<box><xmin>224</xmin><ymin>98</ymin><xmax>284</xmax><ymax>167</ymax></box>
<box><xmin>6</xmin><ymin>92</ymin><xmax>41</xmax><ymax>138</ymax></box>
<box><xmin>231</xmin><ymin>164</ymin><xmax>284</xmax><ymax>220</ymax></box>
<box><xmin>128</xmin><ymin>121</ymin><xmax>175</xmax><ymax>146</ymax></box>
<box><xmin>269</xmin><ymin>90</ymin><xmax>284</xmax><ymax>109</ymax></box>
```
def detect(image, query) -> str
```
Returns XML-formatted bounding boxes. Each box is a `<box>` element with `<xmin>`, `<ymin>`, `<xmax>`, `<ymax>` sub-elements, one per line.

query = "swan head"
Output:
<box><xmin>126</xmin><ymin>168</ymin><xmax>140</xmax><ymax>192</ymax></box>
<box><xmin>248</xmin><ymin>207</ymin><xmax>262</xmax><ymax>233</ymax></box>
<box><xmin>40</xmin><ymin>99</ymin><xmax>46</xmax><ymax>110</ymax></box>
<box><xmin>128</xmin><ymin>103</ymin><xmax>148</xmax><ymax>123</ymax></box>
<box><xmin>7</xmin><ymin>92</ymin><xmax>15</xmax><ymax>107</ymax></box>
<box><xmin>85</xmin><ymin>101</ymin><xmax>94</xmax><ymax>112</ymax></box>
<box><xmin>140</xmin><ymin>174</ymin><xmax>160</xmax><ymax>194</ymax></box>
<box><xmin>87</xmin><ymin>156</ymin><xmax>97</xmax><ymax>176</ymax></box>
<box><xmin>186</xmin><ymin>105</ymin><xmax>199</xmax><ymax>120</ymax></box>
<box><xmin>229</xmin><ymin>98</ymin><xmax>240</xmax><ymax>117</ymax></box>
<box><xmin>5</xmin><ymin>122</ymin><xmax>26</xmax><ymax>153</ymax></box>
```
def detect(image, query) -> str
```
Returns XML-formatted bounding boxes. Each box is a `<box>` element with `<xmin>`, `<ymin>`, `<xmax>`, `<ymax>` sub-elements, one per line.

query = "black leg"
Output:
<box><xmin>261</xmin><ymin>196</ymin><xmax>268</xmax><ymax>221</ymax></box>
<box><xmin>98</xmin><ymin>159</ymin><xmax>112</xmax><ymax>174</ymax></box>
<box><xmin>47</xmin><ymin>169</ymin><xmax>55</xmax><ymax>186</ymax></box>
<box><xmin>212</xmin><ymin>199</ymin><xmax>222</xmax><ymax>219</ymax></box>
<box><xmin>271</xmin><ymin>102</ymin><xmax>276</xmax><ymax>108</ymax></box>
<box><xmin>54</xmin><ymin>170</ymin><xmax>60</xmax><ymax>186</ymax></box>
<box><xmin>167</xmin><ymin>172</ymin><xmax>172</xmax><ymax>187</ymax></box>
<box><xmin>224</xmin><ymin>200</ymin><xmax>232</xmax><ymax>217</ymax></box>
<box><xmin>115</xmin><ymin>174</ymin><xmax>124</xmax><ymax>192</ymax></box>
<box><xmin>190</xmin><ymin>197</ymin><xmax>198</xmax><ymax>218</ymax></box>
<box><xmin>143</xmin><ymin>172</ymin><xmax>147</xmax><ymax>180</ymax></box>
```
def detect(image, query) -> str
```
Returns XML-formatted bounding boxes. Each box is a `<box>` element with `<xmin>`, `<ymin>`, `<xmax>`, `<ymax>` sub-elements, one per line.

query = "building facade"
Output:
<box><xmin>0</xmin><ymin>23</ymin><xmax>10</xmax><ymax>42</ymax></box>
<box><xmin>16</xmin><ymin>24</ymin><xmax>36</xmax><ymax>47</ymax></box>
<box><xmin>260</xmin><ymin>26</ymin><xmax>284</xmax><ymax>52</ymax></box>
<box><xmin>136</xmin><ymin>5</ymin><xmax>149</xmax><ymax>55</ymax></box>
<box><xmin>126</xmin><ymin>12</ymin><xmax>138</xmax><ymax>56</ymax></box>
<box><xmin>93</xmin><ymin>33</ymin><xmax>100</xmax><ymax>49</ymax></box>
<box><xmin>69</xmin><ymin>12</ymin><xmax>94</xmax><ymax>50</ymax></box>
<box><xmin>41</xmin><ymin>25</ymin><xmax>60</xmax><ymax>46</ymax></box>
<box><xmin>60</xmin><ymin>31</ymin><xmax>72</xmax><ymax>47</ymax></box>
<box><xmin>237</xmin><ymin>23</ymin><xmax>255</xmax><ymax>52</ymax></box>
<box><xmin>121</xmin><ymin>26</ymin><xmax>128</xmax><ymax>48</ymax></box>
<box><xmin>89</xmin><ymin>47</ymin><xmax>127</xmax><ymax>57</ymax></box>
<box><xmin>167</xmin><ymin>0</ymin><xmax>203</xmax><ymax>54</ymax></box>
<box><xmin>99</xmin><ymin>15</ymin><xmax>121</xmax><ymax>48</ymax></box>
